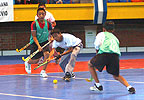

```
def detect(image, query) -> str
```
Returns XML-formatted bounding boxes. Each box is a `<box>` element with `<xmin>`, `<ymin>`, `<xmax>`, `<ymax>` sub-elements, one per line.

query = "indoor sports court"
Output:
<box><xmin>0</xmin><ymin>52</ymin><xmax>144</xmax><ymax>100</ymax></box>
<box><xmin>1</xmin><ymin>0</ymin><xmax>144</xmax><ymax>100</ymax></box>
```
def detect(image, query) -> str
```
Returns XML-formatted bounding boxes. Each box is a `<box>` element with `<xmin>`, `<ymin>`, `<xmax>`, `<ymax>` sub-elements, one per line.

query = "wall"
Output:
<box><xmin>0</xmin><ymin>22</ymin><xmax>30</xmax><ymax>50</ymax></box>
<box><xmin>1</xmin><ymin>3</ymin><xmax>144</xmax><ymax>51</ymax></box>
<box><xmin>0</xmin><ymin>20</ymin><xmax>144</xmax><ymax>51</ymax></box>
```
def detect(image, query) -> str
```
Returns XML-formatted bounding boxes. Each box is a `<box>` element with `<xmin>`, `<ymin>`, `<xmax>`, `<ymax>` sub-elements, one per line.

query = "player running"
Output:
<box><xmin>88</xmin><ymin>21</ymin><xmax>136</xmax><ymax>94</ymax></box>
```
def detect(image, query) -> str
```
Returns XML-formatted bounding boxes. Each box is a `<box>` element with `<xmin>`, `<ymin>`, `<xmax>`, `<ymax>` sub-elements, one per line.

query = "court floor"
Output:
<box><xmin>0</xmin><ymin>52</ymin><xmax>144</xmax><ymax>100</ymax></box>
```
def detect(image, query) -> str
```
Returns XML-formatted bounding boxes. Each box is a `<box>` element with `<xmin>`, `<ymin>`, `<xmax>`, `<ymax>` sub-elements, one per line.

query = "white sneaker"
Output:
<box><xmin>40</xmin><ymin>70</ymin><xmax>48</xmax><ymax>78</ymax></box>
<box><xmin>25</xmin><ymin>61</ymin><xmax>31</xmax><ymax>74</ymax></box>
<box><xmin>71</xmin><ymin>72</ymin><xmax>76</xmax><ymax>79</ymax></box>
<box><xmin>90</xmin><ymin>83</ymin><xmax>103</xmax><ymax>91</ymax></box>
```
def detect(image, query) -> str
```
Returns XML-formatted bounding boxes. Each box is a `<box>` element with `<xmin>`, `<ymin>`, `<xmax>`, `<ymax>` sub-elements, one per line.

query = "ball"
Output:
<box><xmin>53</xmin><ymin>79</ymin><xmax>58</xmax><ymax>84</ymax></box>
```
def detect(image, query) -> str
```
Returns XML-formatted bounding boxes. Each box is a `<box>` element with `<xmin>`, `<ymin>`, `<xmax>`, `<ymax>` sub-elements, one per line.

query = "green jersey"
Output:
<box><xmin>98</xmin><ymin>32</ymin><xmax>121</xmax><ymax>56</ymax></box>
<box><xmin>30</xmin><ymin>19</ymin><xmax>49</xmax><ymax>44</ymax></box>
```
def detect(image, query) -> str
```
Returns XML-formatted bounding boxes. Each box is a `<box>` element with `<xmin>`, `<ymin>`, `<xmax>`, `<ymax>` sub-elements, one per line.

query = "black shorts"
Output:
<box><xmin>30</xmin><ymin>40</ymin><xmax>50</xmax><ymax>59</ymax></box>
<box><xmin>90</xmin><ymin>53</ymin><xmax>119</xmax><ymax>76</ymax></box>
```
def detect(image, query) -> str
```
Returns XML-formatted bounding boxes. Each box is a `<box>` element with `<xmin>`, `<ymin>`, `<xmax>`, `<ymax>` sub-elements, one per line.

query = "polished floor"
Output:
<box><xmin>0</xmin><ymin>52</ymin><xmax>144</xmax><ymax>100</ymax></box>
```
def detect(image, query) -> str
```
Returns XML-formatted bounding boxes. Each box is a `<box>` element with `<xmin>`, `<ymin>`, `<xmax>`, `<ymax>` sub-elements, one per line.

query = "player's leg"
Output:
<box><xmin>59</xmin><ymin>53</ymin><xmax>71</xmax><ymax>72</ymax></box>
<box><xmin>106</xmin><ymin>53</ymin><xmax>135</xmax><ymax>94</ymax></box>
<box><xmin>25</xmin><ymin>40</ymin><xmax>50</xmax><ymax>74</ymax></box>
<box><xmin>88</xmin><ymin>61</ymin><xmax>99</xmax><ymax>83</ymax></box>
<box><xmin>113</xmin><ymin>75</ymin><xmax>135</xmax><ymax>94</ymax></box>
<box><xmin>40</xmin><ymin>51</ymin><xmax>50</xmax><ymax>78</ymax></box>
<box><xmin>25</xmin><ymin>51</ymin><xmax>44</xmax><ymax>74</ymax></box>
<box><xmin>48</xmin><ymin>35</ymin><xmax>59</xmax><ymax>64</ymax></box>
<box><xmin>88</xmin><ymin>62</ymin><xmax>103</xmax><ymax>91</ymax></box>
<box><xmin>64</xmin><ymin>46</ymin><xmax>81</xmax><ymax>81</ymax></box>
<box><xmin>88</xmin><ymin>54</ymin><xmax>106</xmax><ymax>91</ymax></box>
<box><xmin>40</xmin><ymin>43</ymin><xmax>50</xmax><ymax>78</ymax></box>
<box><xmin>24</xmin><ymin>43</ymin><xmax>38</xmax><ymax>74</ymax></box>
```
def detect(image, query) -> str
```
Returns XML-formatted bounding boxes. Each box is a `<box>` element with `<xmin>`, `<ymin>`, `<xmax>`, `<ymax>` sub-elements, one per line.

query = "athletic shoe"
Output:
<box><xmin>62</xmin><ymin>72</ymin><xmax>75</xmax><ymax>80</ymax></box>
<box><xmin>71</xmin><ymin>72</ymin><xmax>76</xmax><ymax>79</ymax></box>
<box><xmin>40</xmin><ymin>70</ymin><xmax>48</xmax><ymax>78</ymax></box>
<box><xmin>128</xmin><ymin>87</ymin><xmax>136</xmax><ymax>94</ymax></box>
<box><xmin>90</xmin><ymin>83</ymin><xmax>103</xmax><ymax>91</ymax></box>
<box><xmin>25</xmin><ymin>61</ymin><xmax>31</xmax><ymax>74</ymax></box>
<box><xmin>62</xmin><ymin>76</ymin><xmax>65</xmax><ymax>80</ymax></box>
<box><xmin>65</xmin><ymin>72</ymin><xmax>71</xmax><ymax>82</ymax></box>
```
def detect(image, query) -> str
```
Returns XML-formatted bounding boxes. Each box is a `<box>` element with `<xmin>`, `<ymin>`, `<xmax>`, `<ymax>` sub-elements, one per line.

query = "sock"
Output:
<box><xmin>95</xmin><ymin>83</ymin><xmax>102</xmax><ymax>87</ymax></box>
<box><xmin>127</xmin><ymin>85</ymin><xmax>132</xmax><ymax>90</ymax></box>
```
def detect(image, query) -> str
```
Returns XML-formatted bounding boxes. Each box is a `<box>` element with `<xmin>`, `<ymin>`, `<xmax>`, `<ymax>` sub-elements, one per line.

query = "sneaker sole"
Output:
<box><xmin>40</xmin><ymin>75</ymin><xmax>48</xmax><ymax>78</ymax></box>
<box><xmin>90</xmin><ymin>87</ymin><xmax>102</xmax><ymax>91</ymax></box>
<box><xmin>129</xmin><ymin>91</ymin><xmax>135</xmax><ymax>94</ymax></box>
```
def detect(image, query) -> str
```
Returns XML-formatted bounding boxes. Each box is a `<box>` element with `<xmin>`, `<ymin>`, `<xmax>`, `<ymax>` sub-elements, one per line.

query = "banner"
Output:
<box><xmin>94</xmin><ymin>0</ymin><xmax>107</xmax><ymax>24</ymax></box>
<box><xmin>0</xmin><ymin>0</ymin><xmax>14</xmax><ymax>22</ymax></box>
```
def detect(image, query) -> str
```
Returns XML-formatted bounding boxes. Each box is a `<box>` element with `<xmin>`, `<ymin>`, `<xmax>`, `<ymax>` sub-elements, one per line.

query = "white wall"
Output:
<box><xmin>84</xmin><ymin>26</ymin><xmax>97</xmax><ymax>48</ymax></box>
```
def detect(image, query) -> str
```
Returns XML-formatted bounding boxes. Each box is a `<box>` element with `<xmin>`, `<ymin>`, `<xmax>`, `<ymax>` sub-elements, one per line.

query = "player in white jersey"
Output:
<box><xmin>88</xmin><ymin>21</ymin><xmax>135</xmax><ymax>94</ymax></box>
<box><xmin>35</xmin><ymin>3</ymin><xmax>56</xmax><ymax>28</ymax></box>
<box><xmin>46</xmin><ymin>28</ymin><xmax>83</xmax><ymax>81</ymax></box>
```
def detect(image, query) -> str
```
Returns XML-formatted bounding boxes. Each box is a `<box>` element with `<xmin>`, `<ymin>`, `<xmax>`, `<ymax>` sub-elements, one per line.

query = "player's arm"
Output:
<box><xmin>47</xmin><ymin>21</ymin><xmax>53</xmax><ymax>31</ymax></box>
<box><xmin>47</xmin><ymin>48</ymin><xmax>55</xmax><ymax>62</ymax></box>
<box><xmin>94</xmin><ymin>32</ymin><xmax>105</xmax><ymax>54</ymax></box>
<box><xmin>96</xmin><ymin>50</ymin><xmax>99</xmax><ymax>53</ymax></box>
<box><xmin>49</xmin><ymin>14</ymin><xmax>56</xmax><ymax>28</ymax></box>
<box><xmin>61</xmin><ymin>47</ymin><xmax>73</xmax><ymax>56</ymax></box>
<box><xmin>52</xmin><ymin>21</ymin><xmax>56</xmax><ymax>28</ymax></box>
<box><xmin>55</xmin><ymin>47</ymin><xmax>73</xmax><ymax>60</ymax></box>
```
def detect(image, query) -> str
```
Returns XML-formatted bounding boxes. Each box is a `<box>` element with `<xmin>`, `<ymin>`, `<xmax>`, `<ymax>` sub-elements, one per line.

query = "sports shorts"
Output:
<box><xmin>90</xmin><ymin>53</ymin><xmax>119</xmax><ymax>76</ymax></box>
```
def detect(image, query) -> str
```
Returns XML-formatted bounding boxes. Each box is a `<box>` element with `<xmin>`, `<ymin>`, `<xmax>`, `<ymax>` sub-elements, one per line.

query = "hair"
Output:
<box><xmin>51</xmin><ymin>28</ymin><xmax>61</xmax><ymax>35</ymax></box>
<box><xmin>38</xmin><ymin>3</ymin><xmax>46</xmax><ymax>8</ymax></box>
<box><xmin>37</xmin><ymin>8</ymin><xmax>46</xmax><ymax>14</ymax></box>
<box><xmin>103</xmin><ymin>21</ymin><xmax>115</xmax><ymax>31</ymax></box>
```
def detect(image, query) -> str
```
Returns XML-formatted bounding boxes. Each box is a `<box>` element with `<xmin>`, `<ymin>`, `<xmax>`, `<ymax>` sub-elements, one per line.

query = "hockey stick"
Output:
<box><xmin>34</xmin><ymin>57</ymin><xmax>56</xmax><ymax>70</ymax></box>
<box><xmin>85</xmin><ymin>75</ymin><xmax>94</xmax><ymax>82</ymax></box>
<box><xmin>16</xmin><ymin>43</ymin><xmax>30</xmax><ymax>52</ymax></box>
<box><xmin>22</xmin><ymin>41</ymin><xmax>52</xmax><ymax>62</ymax></box>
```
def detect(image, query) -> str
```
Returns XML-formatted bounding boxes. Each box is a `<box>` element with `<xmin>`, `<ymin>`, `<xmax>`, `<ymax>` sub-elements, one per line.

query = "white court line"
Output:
<box><xmin>100</xmin><ymin>79</ymin><xmax>144</xmax><ymax>84</ymax></box>
<box><xmin>0</xmin><ymin>93</ymin><xmax>65</xmax><ymax>100</ymax></box>
<box><xmin>0</xmin><ymin>72</ymin><xmax>144</xmax><ymax>84</ymax></box>
<box><xmin>29</xmin><ymin>74</ymin><xmax>88</xmax><ymax>80</ymax></box>
<box><xmin>28</xmin><ymin>75</ymin><xmax>144</xmax><ymax>84</ymax></box>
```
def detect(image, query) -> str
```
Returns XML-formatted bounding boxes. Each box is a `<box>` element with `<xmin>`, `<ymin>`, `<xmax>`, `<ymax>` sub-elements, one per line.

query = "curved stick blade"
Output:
<box><xmin>22</xmin><ymin>57</ymin><xmax>26</xmax><ymax>61</ymax></box>
<box><xmin>16</xmin><ymin>49</ymin><xmax>20</xmax><ymax>52</ymax></box>
<box><xmin>85</xmin><ymin>76</ymin><xmax>94</xmax><ymax>82</ymax></box>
